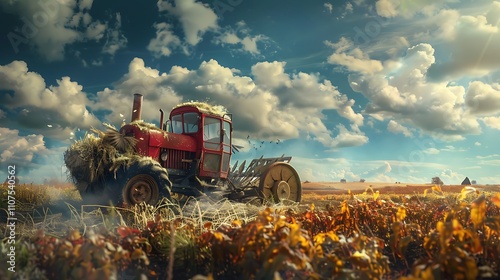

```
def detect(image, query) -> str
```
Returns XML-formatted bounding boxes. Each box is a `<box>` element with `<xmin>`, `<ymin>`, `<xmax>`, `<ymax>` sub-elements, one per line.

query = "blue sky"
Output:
<box><xmin>0</xmin><ymin>0</ymin><xmax>499</xmax><ymax>184</ymax></box>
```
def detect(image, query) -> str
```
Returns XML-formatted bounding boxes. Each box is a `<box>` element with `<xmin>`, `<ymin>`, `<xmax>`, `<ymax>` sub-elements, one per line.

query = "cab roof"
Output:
<box><xmin>172</xmin><ymin>101</ymin><xmax>231</xmax><ymax>120</ymax></box>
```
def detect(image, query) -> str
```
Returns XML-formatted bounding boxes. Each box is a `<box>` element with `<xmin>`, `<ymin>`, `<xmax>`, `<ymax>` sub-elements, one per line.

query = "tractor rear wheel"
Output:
<box><xmin>118</xmin><ymin>159</ymin><xmax>172</xmax><ymax>206</ymax></box>
<box><xmin>76</xmin><ymin>160</ymin><xmax>172</xmax><ymax>206</ymax></box>
<box><xmin>259</xmin><ymin>162</ymin><xmax>301</xmax><ymax>203</ymax></box>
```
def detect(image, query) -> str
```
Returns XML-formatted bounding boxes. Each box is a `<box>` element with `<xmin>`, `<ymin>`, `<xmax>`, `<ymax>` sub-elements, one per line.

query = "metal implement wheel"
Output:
<box><xmin>123</xmin><ymin>174</ymin><xmax>159</xmax><ymax>205</ymax></box>
<box><xmin>259</xmin><ymin>162</ymin><xmax>301</xmax><ymax>203</ymax></box>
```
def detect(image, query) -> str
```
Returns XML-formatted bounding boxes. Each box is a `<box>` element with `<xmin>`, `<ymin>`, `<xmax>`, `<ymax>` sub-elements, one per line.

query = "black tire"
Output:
<box><xmin>79</xmin><ymin>159</ymin><xmax>172</xmax><ymax>205</ymax></box>
<box><xmin>117</xmin><ymin>159</ymin><xmax>172</xmax><ymax>206</ymax></box>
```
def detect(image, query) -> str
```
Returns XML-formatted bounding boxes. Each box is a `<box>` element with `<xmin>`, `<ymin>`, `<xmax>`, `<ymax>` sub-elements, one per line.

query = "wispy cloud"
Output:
<box><xmin>324</xmin><ymin>3</ymin><xmax>333</xmax><ymax>14</ymax></box>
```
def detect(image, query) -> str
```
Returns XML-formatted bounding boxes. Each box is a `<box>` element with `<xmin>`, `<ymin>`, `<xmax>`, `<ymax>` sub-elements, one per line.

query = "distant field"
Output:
<box><xmin>4</xmin><ymin>181</ymin><xmax>498</xmax><ymax>203</ymax></box>
<box><xmin>302</xmin><ymin>181</ymin><xmax>500</xmax><ymax>194</ymax></box>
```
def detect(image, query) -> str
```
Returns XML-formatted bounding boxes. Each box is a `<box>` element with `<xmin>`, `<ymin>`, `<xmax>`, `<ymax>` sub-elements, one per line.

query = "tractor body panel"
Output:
<box><xmin>121</xmin><ymin>124</ymin><xmax>156</xmax><ymax>158</ymax></box>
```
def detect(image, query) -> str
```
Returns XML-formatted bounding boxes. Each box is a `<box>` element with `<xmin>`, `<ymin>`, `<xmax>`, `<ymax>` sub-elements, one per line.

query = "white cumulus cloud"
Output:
<box><xmin>427</xmin><ymin>2</ymin><xmax>500</xmax><ymax>80</ymax></box>
<box><xmin>0</xmin><ymin>127</ymin><xmax>47</xmax><ymax>164</ymax></box>
<box><xmin>466</xmin><ymin>81</ymin><xmax>500</xmax><ymax>115</ymax></box>
<box><xmin>482</xmin><ymin>116</ymin><xmax>500</xmax><ymax>130</ymax></box>
<box><xmin>93</xmin><ymin>57</ymin><xmax>365</xmax><ymax>149</ymax></box>
<box><xmin>0</xmin><ymin>60</ymin><xmax>100</xmax><ymax>139</ymax></box>
<box><xmin>387</xmin><ymin>120</ymin><xmax>413</xmax><ymax>137</ymax></box>
<box><xmin>157</xmin><ymin>0</ymin><xmax>218</xmax><ymax>46</ymax></box>
<box><xmin>337</xmin><ymin>42</ymin><xmax>481</xmax><ymax>140</ymax></box>
<box><xmin>147</xmin><ymin>22</ymin><xmax>182</xmax><ymax>57</ymax></box>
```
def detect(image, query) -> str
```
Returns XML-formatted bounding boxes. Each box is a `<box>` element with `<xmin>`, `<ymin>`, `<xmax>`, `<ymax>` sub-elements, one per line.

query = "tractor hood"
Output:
<box><xmin>121</xmin><ymin>122</ymin><xmax>197</xmax><ymax>160</ymax></box>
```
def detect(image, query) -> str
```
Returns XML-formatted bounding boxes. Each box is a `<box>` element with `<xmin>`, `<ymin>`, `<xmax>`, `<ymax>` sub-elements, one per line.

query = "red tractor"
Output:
<box><xmin>66</xmin><ymin>94</ymin><xmax>302</xmax><ymax>206</ymax></box>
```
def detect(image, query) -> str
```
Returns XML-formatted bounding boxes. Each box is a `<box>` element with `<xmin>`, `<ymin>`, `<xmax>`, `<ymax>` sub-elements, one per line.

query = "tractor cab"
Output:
<box><xmin>169</xmin><ymin>104</ymin><xmax>232</xmax><ymax>180</ymax></box>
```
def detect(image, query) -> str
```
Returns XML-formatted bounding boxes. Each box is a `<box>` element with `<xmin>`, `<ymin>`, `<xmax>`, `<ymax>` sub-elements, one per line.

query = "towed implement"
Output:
<box><xmin>65</xmin><ymin>94</ymin><xmax>301</xmax><ymax>206</ymax></box>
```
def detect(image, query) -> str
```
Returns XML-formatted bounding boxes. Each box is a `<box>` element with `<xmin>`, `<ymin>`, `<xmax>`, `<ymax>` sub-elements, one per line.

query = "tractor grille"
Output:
<box><xmin>164</xmin><ymin>149</ymin><xmax>193</xmax><ymax>170</ymax></box>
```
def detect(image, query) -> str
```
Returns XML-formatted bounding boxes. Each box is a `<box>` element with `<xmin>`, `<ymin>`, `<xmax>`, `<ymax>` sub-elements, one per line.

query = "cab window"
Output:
<box><xmin>223</xmin><ymin>121</ymin><xmax>231</xmax><ymax>147</ymax></box>
<box><xmin>171</xmin><ymin>113</ymin><xmax>199</xmax><ymax>134</ymax></box>
<box><xmin>204</xmin><ymin>117</ymin><xmax>221</xmax><ymax>150</ymax></box>
<box><xmin>171</xmin><ymin>114</ymin><xmax>183</xmax><ymax>133</ymax></box>
<box><xmin>183</xmin><ymin>113</ymin><xmax>199</xmax><ymax>133</ymax></box>
<box><xmin>204</xmin><ymin>117</ymin><xmax>220</xmax><ymax>142</ymax></box>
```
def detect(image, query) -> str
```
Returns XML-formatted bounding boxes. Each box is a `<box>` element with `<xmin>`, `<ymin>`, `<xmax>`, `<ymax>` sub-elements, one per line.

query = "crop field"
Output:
<box><xmin>1</xmin><ymin>182</ymin><xmax>500</xmax><ymax>280</ymax></box>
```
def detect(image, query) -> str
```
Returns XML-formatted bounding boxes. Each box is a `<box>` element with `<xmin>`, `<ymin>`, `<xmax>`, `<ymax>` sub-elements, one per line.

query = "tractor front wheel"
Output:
<box><xmin>118</xmin><ymin>159</ymin><xmax>172</xmax><ymax>206</ymax></box>
<box><xmin>123</xmin><ymin>174</ymin><xmax>160</xmax><ymax>205</ymax></box>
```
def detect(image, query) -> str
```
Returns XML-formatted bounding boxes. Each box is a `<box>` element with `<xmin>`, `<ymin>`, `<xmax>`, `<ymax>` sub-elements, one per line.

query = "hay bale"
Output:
<box><xmin>64</xmin><ymin>124</ymin><xmax>138</xmax><ymax>193</ymax></box>
<box><xmin>100</xmin><ymin>123</ymin><xmax>138</xmax><ymax>153</ymax></box>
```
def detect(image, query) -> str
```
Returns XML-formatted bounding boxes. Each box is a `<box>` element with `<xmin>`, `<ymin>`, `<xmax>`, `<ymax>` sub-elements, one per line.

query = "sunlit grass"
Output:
<box><xmin>0</xmin><ymin>183</ymin><xmax>81</xmax><ymax>208</ymax></box>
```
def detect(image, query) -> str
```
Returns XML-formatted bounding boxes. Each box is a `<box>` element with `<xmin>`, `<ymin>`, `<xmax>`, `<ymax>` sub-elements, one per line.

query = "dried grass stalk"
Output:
<box><xmin>174</xmin><ymin>101</ymin><xmax>228</xmax><ymax>118</ymax></box>
<box><xmin>64</xmin><ymin>124</ymin><xmax>140</xmax><ymax>193</ymax></box>
<box><xmin>130</xmin><ymin>120</ymin><xmax>166</xmax><ymax>132</ymax></box>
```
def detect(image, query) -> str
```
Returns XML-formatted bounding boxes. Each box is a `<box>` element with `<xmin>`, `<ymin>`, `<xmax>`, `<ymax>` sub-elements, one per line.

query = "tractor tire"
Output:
<box><xmin>117</xmin><ymin>159</ymin><xmax>172</xmax><ymax>206</ymax></box>
<box><xmin>77</xmin><ymin>159</ymin><xmax>172</xmax><ymax>206</ymax></box>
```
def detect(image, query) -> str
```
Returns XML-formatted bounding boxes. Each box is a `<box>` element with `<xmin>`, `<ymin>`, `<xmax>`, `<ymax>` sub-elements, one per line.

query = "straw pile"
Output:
<box><xmin>174</xmin><ymin>101</ymin><xmax>229</xmax><ymax>118</ymax></box>
<box><xmin>130</xmin><ymin>120</ymin><xmax>166</xmax><ymax>133</ymax></box>
<box><xmin>64</xmin><ymin>123</ymin><xmax>139</xmax><ymax>193</ymax></box>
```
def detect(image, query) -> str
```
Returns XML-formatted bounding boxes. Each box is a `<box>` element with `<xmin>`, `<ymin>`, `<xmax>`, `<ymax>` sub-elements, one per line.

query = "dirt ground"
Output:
<box><xmin>301</xmin><ymin>181</ymin><xmax>500</xmax><ymax>195</ymax></box>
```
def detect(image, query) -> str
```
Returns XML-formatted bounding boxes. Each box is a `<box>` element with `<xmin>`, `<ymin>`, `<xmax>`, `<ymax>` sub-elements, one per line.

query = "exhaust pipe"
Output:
<box><xmin>131</xmin><ymin>93</ymin><xmax>143</xmax><ymax>122</ymax></box>
<box><xmin>159</xmin><ymin>109</ymin><xmax>164</xmax><ymax>130</ymax></box>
